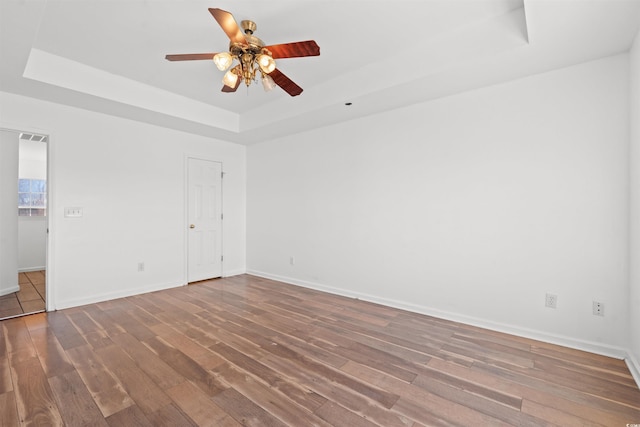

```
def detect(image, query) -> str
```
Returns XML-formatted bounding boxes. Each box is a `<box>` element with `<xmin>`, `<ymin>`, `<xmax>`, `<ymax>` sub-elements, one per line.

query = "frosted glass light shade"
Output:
<box><xmin>257</xmin><ymin>54</ymin><xmax>276</xmax><ymax>74</ymax></box>
<box><xmin>213</xmin><ymin>52</ymin><xmax>233</xmax><ymax>71</ymax></box>
<box><xmin>261</xmin><ymin>73</ymin><xmax>276</xmax><ymax>92</ymax></box>
<box><xmin>222</xmin><ymin>69</ymin><xmax>239</xmax><ymax>88</ymax></box>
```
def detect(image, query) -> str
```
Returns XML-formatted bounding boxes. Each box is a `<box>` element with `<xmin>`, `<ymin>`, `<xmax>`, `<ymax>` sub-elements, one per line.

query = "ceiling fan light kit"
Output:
<box><xmin>165</xmin><ymin>8</ymin><xmax>320</xmax><ymax>97</ymax></box>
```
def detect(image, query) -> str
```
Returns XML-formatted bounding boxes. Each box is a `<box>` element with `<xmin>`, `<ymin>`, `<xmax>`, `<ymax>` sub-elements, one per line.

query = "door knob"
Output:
<box><xmin>189</xmin><ymin>224</ymin><xmax>195</xmax><ymax>229</ymax></box>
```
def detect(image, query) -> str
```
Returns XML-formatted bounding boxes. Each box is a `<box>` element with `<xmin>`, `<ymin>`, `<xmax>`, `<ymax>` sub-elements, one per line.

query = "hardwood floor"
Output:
<box><xmin>1</xmin><ymin>274</ymin><xmax>639</xmax><ymax>426</ymax></box>
<box><xmin>0</xmin><ymin>271</ymin><xmax>46</xmax><ymax>319</ymax></box>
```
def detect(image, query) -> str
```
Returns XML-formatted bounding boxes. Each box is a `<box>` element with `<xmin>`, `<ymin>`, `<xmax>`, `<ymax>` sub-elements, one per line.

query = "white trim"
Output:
<box><xmin>54</xmin><ymin>279</ymin><xmax>185</xmax><ymax>310</ymax></box>
<box><xmin>627</xmin><ymin>353</ymin><xmax>640</xmax><ymax>388</ymax></box>
<box><xmin>0</xmin><ymin>285</ymin><xmax>21</xmax><ymax>297</ymax></box>
<box><xmin>223</xmin><ymin>268</ymin><xmax>246</xmax><ymax>278</ymax></box>
<box><xmin>247</xmin><ymin>270</ymin><xmax>632</xmax><ymax>361</ymax></box>
<box><xmin>18</xmin><ymin>266</ymin><xmax>46</xmax><ymax>273</ymax></box>
<box><xmin>45</xmin><ymin>131</ymin><xmax>55</xmax><ymax>311</ymax></box>
<box><xmin>182</xmin><ymin>154</ymin><xmax>189</xmax><ymax>286</ymax></box>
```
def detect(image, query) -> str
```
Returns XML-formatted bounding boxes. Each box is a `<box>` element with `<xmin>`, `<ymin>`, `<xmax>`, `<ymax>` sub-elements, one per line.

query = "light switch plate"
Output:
<box><xmin>64</xmin><ymin>207</ymin><xmax>83</xmax><ymax>217</ymax></box>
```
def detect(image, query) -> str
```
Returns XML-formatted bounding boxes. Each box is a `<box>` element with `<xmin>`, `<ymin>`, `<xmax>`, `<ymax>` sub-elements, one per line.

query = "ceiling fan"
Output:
<box><xmin>165</xmin><ymin>8</ymin><xmax>320</xmax><ymax>97</ymax></box>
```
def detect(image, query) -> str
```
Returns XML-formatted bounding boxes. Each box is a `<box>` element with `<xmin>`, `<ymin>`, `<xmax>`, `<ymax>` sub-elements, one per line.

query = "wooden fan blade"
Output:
<box><xmin>165</xmin><ymin>53</ymin><xmax>216</xmax><ymax>61</ymax></box>
<box><xmin>265</xmin><ymin>40</ymin><xmax>320</xmax><ymax>59</ymax></box>
<box><xmin>209</xmin><ymin>8</ymin><xmax>246</xmax><ymax>45</ymax></box>
<box><xmin>221</xmin><ymin>78</ymin><xmax>241</xmax><ymax>93</ymax></box>
<box><xmin>269</xmin><ymin>68</ymin><xmax>303</xmax><ymax>97</ymax></box>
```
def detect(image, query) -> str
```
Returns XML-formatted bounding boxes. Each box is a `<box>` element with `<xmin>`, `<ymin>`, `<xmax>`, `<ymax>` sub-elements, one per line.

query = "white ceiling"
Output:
<box><xmin>1</xmin><ymin>0</ymin><xmax>639</xmax><ymax>145</ymax></box>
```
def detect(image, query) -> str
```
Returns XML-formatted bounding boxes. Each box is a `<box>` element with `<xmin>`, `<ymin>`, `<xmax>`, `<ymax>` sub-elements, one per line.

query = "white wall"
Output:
<box><xmin>248</xmin><ymin>54</ymin><xmax>630</xmax><ymax>355</ymax></box>
<box><xmin>630</xmin><ymin>29</ymin><xmax>640</xmax><ymax>381</ymax></box>
<box><xmin>0</xmin><ymin>92</ymin><xmax>246</xmax><ymax>310</ymax></box>
<box><xmin>18</xmin><ymin>218</ymin><xmax>46</xmax><ymax>272</ymax></box>
<box><xmin>18</xmin><ymin>138</ymin><xmax>47</xmax><ymax>272</ymax></box>
<box><xmin>0</xmin><ymin>130</ymin><xmax>20</xmax><ymax>296</ymax></box>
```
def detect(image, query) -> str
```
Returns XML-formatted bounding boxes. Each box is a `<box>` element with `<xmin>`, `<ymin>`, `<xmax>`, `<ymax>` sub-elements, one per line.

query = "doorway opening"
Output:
<box><xmin>0</xmin><ymin>129</ymin><xmax>48</xmax><ymax>319</ymax></box>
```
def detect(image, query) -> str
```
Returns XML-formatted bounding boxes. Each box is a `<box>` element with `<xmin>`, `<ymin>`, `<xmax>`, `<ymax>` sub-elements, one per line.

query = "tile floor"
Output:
<box><xmin>0</xmin><ymin>270</ymin><xmax>45</xmax><ymax>319</ymax></box>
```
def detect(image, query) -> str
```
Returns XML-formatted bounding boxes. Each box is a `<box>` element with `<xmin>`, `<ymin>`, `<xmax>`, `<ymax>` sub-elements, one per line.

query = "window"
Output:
<box><xmin>18</xmin><ymin>178</ymin><xmax>46</xmax><ymax>216</ymax></box>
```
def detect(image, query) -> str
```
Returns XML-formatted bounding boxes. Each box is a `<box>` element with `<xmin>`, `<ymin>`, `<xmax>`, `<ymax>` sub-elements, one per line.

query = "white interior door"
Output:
<box><xmin>187</xmin><ymin>158</ymin><xmax>222</xmax><ymax>282</ymax></box>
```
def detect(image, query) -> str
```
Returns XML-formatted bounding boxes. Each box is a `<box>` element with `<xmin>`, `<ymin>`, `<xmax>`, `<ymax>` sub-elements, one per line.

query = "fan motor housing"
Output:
<box><xmin>229</xmin><ymin>20</ymin><xmax>265</xmax><ymax>56</ymax></box>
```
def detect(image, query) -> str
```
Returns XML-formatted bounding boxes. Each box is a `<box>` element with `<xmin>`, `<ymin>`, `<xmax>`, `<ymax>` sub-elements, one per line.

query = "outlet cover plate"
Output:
<box><xmin>592</xmin><ymin>301</ymin><xmax>604</xmax><ymax>316</ymax></box>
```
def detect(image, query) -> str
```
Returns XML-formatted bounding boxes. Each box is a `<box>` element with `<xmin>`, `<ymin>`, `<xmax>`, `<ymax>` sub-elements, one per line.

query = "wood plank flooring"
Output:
<box><xmin>1</xmin><ymin>274</ymin><xmax>639</xmax><ymax>426</ymax></box>
<box><xmin>0</xmin><ymin>271</ymin><xmax>46</xmax><ymax>319</ymax></box>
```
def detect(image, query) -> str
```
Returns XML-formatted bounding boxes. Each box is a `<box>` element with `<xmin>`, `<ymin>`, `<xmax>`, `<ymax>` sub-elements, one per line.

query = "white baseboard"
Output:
<box><xmin>247</xmin><ymin>270</ymin><xmax>632</xmax><ymax>362</ymax></box>
<box><xmin>223</xmin><ymin>268</ymin><xmax>246</xmax><ymax>278</ymax></box>
<box><xmin>18</xmin><ymin>266</ymin><xmax>45</xmax><ymax>273</ymax></box>
<box><xmin>54</xmin><ymin>280</ymin><xmax>185</xmax><ymax>310</ymax></box>
<box><xmin>0</xmin><ymin>284</ymin><xmax>20</xmax><ymax>297</ymax></box>
<box><xmin>627</xmin><ymin>353</ymin><xmax>640</xmax><ymax>388</ymax></box>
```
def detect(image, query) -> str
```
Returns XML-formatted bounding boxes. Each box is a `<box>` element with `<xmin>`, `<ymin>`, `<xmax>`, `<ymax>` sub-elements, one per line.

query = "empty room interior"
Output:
<box><xmin>1</xmin><ymin>0</ymin><xmax>640</xmax><ymax>425</ymax></box>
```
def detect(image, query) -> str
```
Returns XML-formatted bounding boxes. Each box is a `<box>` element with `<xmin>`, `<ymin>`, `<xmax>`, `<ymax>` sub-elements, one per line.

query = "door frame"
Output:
<box><xmin>183</xmin><ymin>154</ymin><xmax>224</xmax><ymax>284</ymax></box>
<box><xmin>0</xmin><ymin>123</ymin><xmax>55</xmax><ymax>312</ymax></box>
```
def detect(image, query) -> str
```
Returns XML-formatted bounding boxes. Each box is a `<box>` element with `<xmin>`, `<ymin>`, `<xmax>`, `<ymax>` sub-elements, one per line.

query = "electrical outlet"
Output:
<box><xmin>138</xmin><ymin>262</ymin><xmax>145</xmax><ymax>272</ymax></box>
<box><xmin>545</xmin><ymin>293</ymin><xmax>557</xmax><ymax>309</ymax></box>
<box><xmin>592</xmin><ymin>301</ymin><xmax>604</xmax><ymax>316</ymax></box>
<box><xmin>289</xmin><ymin>256</ymin><xmax>295</xmax><ymax>266</ymax></box>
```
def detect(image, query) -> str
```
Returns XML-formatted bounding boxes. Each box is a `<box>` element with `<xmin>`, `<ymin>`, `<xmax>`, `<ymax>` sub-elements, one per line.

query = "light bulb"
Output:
<box><xmin>213</xmin><ymin>52</ymin><xmax>233</xmax><ymax>71</ymax></box>
<box><xmin>257</xmin><ymin>54</ymin><xmax>276</xmax><ymax>74</ymax></box>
